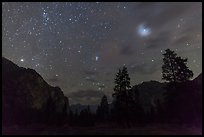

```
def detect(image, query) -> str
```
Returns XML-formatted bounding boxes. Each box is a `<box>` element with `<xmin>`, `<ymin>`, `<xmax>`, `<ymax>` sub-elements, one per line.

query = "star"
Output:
<box><xmin>95</xmin><ymin>56</ymin><xmax>99</xmax><ymax>61</ymax></box>
<box><xmin>137</xmin><ymin>24</ymin><xmax>151</xmax><ymax>37</ymax></box>
<box><xmin>35</xmin><ymin>64</ymin><xmax>40</xmax><ymax>67</ymax></box>
<box><xmin>186</xmin><ymin>42</ymin><xmax>190</xmax><ymax>46</ymax></box>
<box><xmin>20</xmin><ymin>58</ymin><xmax>24</xmax><ymax>62</ymax></box>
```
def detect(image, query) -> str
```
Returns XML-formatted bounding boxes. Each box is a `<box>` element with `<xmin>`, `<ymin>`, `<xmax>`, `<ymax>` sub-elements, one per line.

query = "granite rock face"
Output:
<box><xmin>131</xmin><ymin>81</ymin><xmax>167</xmax><ymax>112</ymax></box>
<box><xmin>131</xmin><ymin>74</ymin><xmax>202</xmax><ymax>112</ymax></box>
<box><xmin>2</xmin><ymin>57</ymin><xmax>70</xmax><ymax>125</ymax></box>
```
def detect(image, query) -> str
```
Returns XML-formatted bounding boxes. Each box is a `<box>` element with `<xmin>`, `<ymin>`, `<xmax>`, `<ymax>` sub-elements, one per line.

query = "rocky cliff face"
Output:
<box><xmin>131</xmin><ymin>73</ymin><xmax>202</xmax><ymax>112</ymax></box>
<box><xmin>2</xmin><ymin>57</ymin><xmax>70</xmax><ymax>125</ymax></box>
<box><xmin>132</xmin><ymin>81</ymin><xmax>167</xmax><ymax>112</ymax></box>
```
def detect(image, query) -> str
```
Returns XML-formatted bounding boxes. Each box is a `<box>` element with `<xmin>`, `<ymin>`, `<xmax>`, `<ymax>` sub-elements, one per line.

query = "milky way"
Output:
<box><xmin>2</xmin><ymin>2</ymin><xmax>202</xmax><ymax>105</ymax></box>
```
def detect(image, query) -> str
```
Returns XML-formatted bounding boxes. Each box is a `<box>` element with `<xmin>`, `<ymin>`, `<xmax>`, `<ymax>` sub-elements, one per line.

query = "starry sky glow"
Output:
<box><xmin>2</xmin><ymin>2</ymin><xmax>202</xmax><ymax>105</ymax></box>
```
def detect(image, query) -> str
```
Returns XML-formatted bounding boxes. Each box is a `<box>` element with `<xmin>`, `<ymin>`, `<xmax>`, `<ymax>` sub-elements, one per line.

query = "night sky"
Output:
<box><xmin>2</xmin><ymin>2</ymin><xmax>202</xmax><ymax>105</ymax></box>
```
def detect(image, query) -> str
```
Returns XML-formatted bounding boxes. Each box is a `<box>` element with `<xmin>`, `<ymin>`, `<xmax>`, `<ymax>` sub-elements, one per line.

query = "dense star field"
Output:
<box><xmin>2</xmin><ymin>2</ymin><xmax>202</xmax><ymax>105</ymax></box>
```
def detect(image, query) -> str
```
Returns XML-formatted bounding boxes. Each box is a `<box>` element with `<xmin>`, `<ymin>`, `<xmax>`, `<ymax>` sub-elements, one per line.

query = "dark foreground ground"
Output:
<box><xmin>2</xmin><ymin>124</ymin><xmax>202</xmax><ymax>135</ymax></box>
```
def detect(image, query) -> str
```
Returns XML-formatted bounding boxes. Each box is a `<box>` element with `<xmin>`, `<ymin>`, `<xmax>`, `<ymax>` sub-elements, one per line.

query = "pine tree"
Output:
<box><xmin>78</xmin><ymin>106</ymin><xmax>94</xmax><ymax>126</ymax></box>
<box><xmin>96</xmin><ymin>95</ymin><xmax>109</xmax><ymax>122</ymax></box>
<box><xmin>162</xmin><ymin>49</ymin><xmax>194</xmax><ymax>124</ymax></box>
<box><xmin>162</xmin><ymin>49</ymin><xmax>178</xmax><ymax>83</ymax></box>
<box><xmin>96</xmin><ymin>105</ymin><xmax>101</xmax><ymax>121</ymax></box>
<box><xmin>113</xmin><ymin>66</ymin><xmax>131</xmax><ymax>101</ymax></box>
<box><xmin>174</xmin><ymin>57</ymin><xmax>193</xmax><ymax>82</ymax></box>
<box><xmin>112</xmin><ymin>66</ymin><xmax>131</xmax><ymax>123</ymax></box>
<box><xmin>162</xmin><ymin>49</ymin><xmax>193</xmax><ymax>83</ymax></box>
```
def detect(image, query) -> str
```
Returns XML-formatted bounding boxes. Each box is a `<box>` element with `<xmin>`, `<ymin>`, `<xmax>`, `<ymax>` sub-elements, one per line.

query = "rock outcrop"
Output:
<box><xmin>2</xmin><ymin>57</ymin><xmax>70</xmax><ymax>125</ymax></box>
<box><xmin>131</xmin><ymin>74</ymin><xmax>202</xmax><ymax>112</ymax></box>
<box><xmin>132</xmin><ymin>80</ymin><xmax>167</xmax><ymax>111</ymax></box>
<box><xmin>131</xmin><ymin>74</ymin><xmax>202</xmax><ymax>124</ymax></box>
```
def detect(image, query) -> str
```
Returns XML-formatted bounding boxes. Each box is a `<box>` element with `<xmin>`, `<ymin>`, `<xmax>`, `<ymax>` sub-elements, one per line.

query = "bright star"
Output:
<box><xmin>20</xmin><ymin>58</ymin><xmax>24</xmax><ymax>62</ymax></box>
<box><xmin>35</xmin><ymin>63</ymin><xmax>40</xmax><ymax>67</ymax></box>
<box><xmin>95</xmin><ymin>56</ymin><xmax>99</xmax><ymax>61</ymax></box>
<box><xmin>137</xmin><ymin>24</ymin><xmax>151</xmax><ymax>37</ymax></box>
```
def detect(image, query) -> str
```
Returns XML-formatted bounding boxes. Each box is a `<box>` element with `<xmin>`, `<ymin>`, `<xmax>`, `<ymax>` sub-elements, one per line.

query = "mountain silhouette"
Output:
<box><xmin>131</xmin><ymin>73</ymin><xmax>202</xmax><ymax>112</ymax></box>
<box><xmin>132</xmin><ymin>81</ymin><xmax>167</xmax><ymax>112</ymax></box>
<box><xmin>2</xmin><ymin>57</ymin><xmax>202</xmax><ymax>127</ymax></box>
<box><xmin>2</xmin><ymin>57</ymin><xmax>70</xmax><ymax>125</ymax></box>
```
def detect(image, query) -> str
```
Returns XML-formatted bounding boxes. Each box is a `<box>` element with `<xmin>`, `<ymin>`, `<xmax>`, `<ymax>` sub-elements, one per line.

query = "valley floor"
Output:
<box><xmin>2</xmin><ymin>124</ymin><xmax>202</xmax><ymax>135</ymax></box>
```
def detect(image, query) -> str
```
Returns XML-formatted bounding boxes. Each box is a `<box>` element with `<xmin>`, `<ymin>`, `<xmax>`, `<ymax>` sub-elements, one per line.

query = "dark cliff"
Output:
<box><xmin>2</xmin><ymin>57</ymin><xmax>70</xmax><ymax>125</ymax></box>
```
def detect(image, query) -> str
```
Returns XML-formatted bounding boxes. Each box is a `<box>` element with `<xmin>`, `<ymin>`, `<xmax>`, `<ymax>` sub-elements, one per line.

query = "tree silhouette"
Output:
<box><xmin>113</xmin><ymin>66</ymin><xmax>131</xmax><ymax>96</ymax></box>
<box><xmin>96</xmin><ymin>95</ymin><xmax>109</xmax><ymax>122</ymax></box>
<box><xmin>162</xmin><ymin>49</ymin><xmax>193</xmax><ymax>83</ymax></box>
<box><xmin>131</xmin><ymin>87</ymin><xmax>145</xmax><ymax>125</ymax></box>
<box><xmin>78</xmin><ymin>105</ymin><xmax>94</xmax><ymax>126</ymax></box>
<box><xmin>112</xmin><ymin>66</ymin><xmax>132</xmax><ymax>124</ymax></box>
<box><xmin>174</xmin><ymin>56</ymin><xmax>193</xmax><ymax>82</ymax></box>
<box><xmin>162</xmin><ymin>49</ymin><xmax>195</xmax><ymax>124</ymax></box>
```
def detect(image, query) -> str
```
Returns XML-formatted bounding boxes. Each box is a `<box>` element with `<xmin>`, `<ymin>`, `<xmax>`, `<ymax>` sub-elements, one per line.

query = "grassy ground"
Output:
<box><xmin>2</xmin><ymin>124</ymin><xmax>202</xmax><ymax>135</ymax></box>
